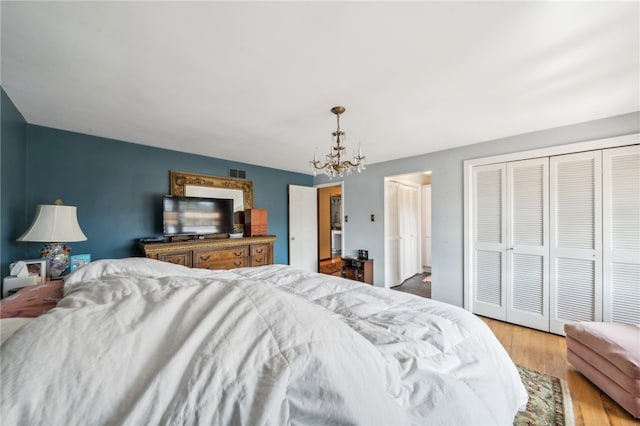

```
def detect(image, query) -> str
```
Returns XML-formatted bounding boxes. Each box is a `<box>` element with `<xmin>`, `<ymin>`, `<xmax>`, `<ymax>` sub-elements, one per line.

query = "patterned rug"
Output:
<box><xmin>319</xmin><ymin>262</ymin><xmax>342</xmax><ymax>275</ymax></box>
<box><xmin>514</xmin><ymin>365</ymin><xmax>574</xmax><ymax>426</ymax></box>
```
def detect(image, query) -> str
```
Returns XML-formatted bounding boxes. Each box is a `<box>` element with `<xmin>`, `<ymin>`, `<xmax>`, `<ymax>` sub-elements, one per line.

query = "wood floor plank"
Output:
<box><xmin>480</xmin><ymin>317</ymin><xmax>637</xmax><ymax>426</ymax></box>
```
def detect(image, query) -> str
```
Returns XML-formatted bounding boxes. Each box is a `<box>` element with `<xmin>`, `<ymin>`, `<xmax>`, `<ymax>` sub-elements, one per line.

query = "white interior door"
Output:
<box><xmin>422</xmin><ymin>185</ymin><xmax>432</xmax><ymax>270</ymax></box>
<box><xmin>288</xmin><ymin>185</ymin><xmax>318</xmax><ymax>272</ymax></box>
<box><xmin>400</xmin><ymin>185</ymin><xmax>419</xmax><ymax>281</ymax></box>
<box><xmin>506</xmin><ymin>158</ymin><xmax>549</xmax><ymax>331</ymax></box>
<box><xmin>386</xmin><ymin>181</ymin><xmax>401</xmax><ymax>286</ymax></box>
<box><xmin>472</xmin><ymin>163</ymin><xmax>507</xmax><ymax>320</ymax></box>
<box><xmin>602</xmin><ymin>145</ymin><xmax>640</xmax><ymax>324</ymax></box>
<box><xmin>550</xmin><ymin>151</ymin><xmax>602</xmax><ymax>334</ymax></box>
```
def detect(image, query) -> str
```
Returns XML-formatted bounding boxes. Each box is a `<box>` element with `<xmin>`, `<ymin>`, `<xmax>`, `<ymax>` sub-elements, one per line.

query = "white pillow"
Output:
<box><xmin>64</xmin><ymin>257</ymin><xmax>201</xmax><ymax>285</ymax></box>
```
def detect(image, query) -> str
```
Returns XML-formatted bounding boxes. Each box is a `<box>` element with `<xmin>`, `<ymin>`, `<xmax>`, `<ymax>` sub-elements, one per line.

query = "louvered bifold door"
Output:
<box><xmin>603</xmin><ymin>145</ymin><xmax>640</xmax><ymax>324</ymax></box>
<box><xmin>550</xmin><ymin>151</ymin><xmax>602</xmax><ymax>335</ymax></box>
<box><xmin>506</xmin><ymin>158</ymin><xmax>549</xmax><ymax>331</ymax></box>
<box><xmin>472</xmin><ymin>164</ymin><xmax>507</xmax><ymax>320</ymax></box>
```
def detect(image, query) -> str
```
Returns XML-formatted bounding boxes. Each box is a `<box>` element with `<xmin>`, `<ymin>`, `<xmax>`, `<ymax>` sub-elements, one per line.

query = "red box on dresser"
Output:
<box><xmin>244</xmin><ymin>208</ymin><xmax>268</xmax><ymax>236</ymax></box>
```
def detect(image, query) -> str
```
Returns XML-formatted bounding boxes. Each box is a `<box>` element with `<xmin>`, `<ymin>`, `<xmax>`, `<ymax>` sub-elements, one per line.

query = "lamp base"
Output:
<box><xmin>40</xmin><ymin>243</ymin><xmax>71</xmax><ymax>279</ymax></box>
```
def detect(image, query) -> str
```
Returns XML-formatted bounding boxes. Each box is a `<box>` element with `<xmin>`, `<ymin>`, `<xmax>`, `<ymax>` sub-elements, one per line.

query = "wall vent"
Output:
<box><xmin>229</xmin><ymin>168</ymin><xmax>246</xmax><ymax>179</ymax></box>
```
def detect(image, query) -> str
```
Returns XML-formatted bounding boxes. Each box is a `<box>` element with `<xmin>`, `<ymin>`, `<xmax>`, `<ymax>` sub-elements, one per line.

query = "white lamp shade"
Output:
<box><xmin>17</xmin><ymin>204</ymin><xmax>87</xmax><ymax>243</ymax></box>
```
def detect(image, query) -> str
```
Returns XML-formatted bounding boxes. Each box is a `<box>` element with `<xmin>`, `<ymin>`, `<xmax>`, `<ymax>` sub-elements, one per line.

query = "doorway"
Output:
<box><xmin>316</xmin><ymin>182</ymin><xmax>344</xmax><ymax>275</ymax></box>
<box><xmin>384</xmin><ymin>171</ymin><xmax>431</xmax><ymax>288</ymax></box>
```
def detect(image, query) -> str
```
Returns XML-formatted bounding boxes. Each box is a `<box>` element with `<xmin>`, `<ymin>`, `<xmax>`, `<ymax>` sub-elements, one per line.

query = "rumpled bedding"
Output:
<box><xmin>1</xmin><ymin>258</ymin><xmax>527</xmax><ymax>425</ymax></box>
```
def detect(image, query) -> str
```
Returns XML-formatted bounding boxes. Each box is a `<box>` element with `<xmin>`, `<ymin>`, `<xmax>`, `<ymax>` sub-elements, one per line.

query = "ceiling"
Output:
<box><xmin>1</xmin><ymin>1</ymin><xmax>638</xmax><ymax>175</ymax></box>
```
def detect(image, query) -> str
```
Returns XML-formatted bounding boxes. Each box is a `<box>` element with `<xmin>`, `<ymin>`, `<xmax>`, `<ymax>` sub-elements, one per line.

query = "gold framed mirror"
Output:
<box><xmin>170</xmin><ymin>170</ymin><xmax>254</xmax><ymax>232</ymax></box>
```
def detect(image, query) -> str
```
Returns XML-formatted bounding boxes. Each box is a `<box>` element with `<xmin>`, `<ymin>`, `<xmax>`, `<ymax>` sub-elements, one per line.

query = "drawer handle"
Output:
<box><xmin>255</xmin><ymin>248</ymin><xmax>264</xmax><ymax>254</ymax></box>
<box><xmin>254</xmin><ymin>256</ymin><xmax>264</xmax><ymax>263</ymax></box>
<box><xmin>234</xmin><ymin>261</ymin><xmax>243</xmax><ymax>267</ymax></box>
<box><xmin>199</xmin><ymin>255</ymin><xmax>211</xmax><ymax>261</ymax></box>
<box><xmin>233</xmin><ymin>251</ymin><xmax>244</xmax><ymax>257</ymax></box>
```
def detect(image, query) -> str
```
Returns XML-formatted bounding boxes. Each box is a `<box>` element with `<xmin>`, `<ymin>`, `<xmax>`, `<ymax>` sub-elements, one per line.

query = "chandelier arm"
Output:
<box><xmin>310</xmin><ymin>160</ymin><xmax>331</xmax><ymax>170</ymax></box>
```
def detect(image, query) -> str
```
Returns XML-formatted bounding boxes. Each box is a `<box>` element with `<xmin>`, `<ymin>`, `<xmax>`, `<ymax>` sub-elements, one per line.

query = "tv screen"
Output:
<box><xmin>163</xmin><ymin>195</ymin><xmax>234</xmax><ymax>236</ymax></box>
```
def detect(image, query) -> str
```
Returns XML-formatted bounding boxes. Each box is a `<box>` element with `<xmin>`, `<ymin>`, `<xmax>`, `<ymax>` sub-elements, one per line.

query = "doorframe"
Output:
<box><xmin>463</xmin><ymin>132</ymin><xmax>639</xmax><ymax>312</ymax></box>
<box><xmin>315</xmin><ymin>181</ymin><xmax>345</xmax><ymax>263</ymax></box>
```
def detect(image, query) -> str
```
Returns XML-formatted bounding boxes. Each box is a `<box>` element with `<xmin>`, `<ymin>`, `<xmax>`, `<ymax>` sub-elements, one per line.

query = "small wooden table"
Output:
<box><xmin>341</xmin><ymin>257</ymin><xmax>373</xmax><ymax>285</ymax></box>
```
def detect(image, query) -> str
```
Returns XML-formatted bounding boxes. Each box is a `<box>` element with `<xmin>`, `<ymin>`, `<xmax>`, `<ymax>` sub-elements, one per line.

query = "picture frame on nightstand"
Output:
<box><xmin>22</xmin><ymin>259</ymin><xmax>47</xmax><ymax>283</ymax></box>
<box><xmin>70</xmin><ymin>254</ymin><xmax>91</xmax><ymax>272</ymax></box>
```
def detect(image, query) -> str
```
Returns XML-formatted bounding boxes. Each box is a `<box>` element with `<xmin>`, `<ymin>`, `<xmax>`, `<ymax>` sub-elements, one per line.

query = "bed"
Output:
<box><xmin>1</xmin><ymin>258</ymin><xmax>527</xmax><ymax>425</ymax></box>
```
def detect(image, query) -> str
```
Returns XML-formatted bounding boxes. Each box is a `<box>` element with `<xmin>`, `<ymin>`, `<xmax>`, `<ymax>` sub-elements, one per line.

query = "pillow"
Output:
<box><xmin>64</xmin><ymin>257</ymin><xmax>206</xmax><ymax>286</ymax></box>
<box><xmin>0</xmin><ymin>280</ymin><xmax>64</xmax><ymax>318</ymax></box>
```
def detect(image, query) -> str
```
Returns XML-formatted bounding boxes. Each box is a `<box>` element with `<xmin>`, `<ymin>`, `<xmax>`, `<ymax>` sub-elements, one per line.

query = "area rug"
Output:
<box><xmin>514</xmin><ymin>364</ymin><xmax>574</xmax><ymax>426</ymax></box>
<box><xmin>319</xmin><ymin>262</ymin><xmax>342</xmax><ymax>275</ymax></box>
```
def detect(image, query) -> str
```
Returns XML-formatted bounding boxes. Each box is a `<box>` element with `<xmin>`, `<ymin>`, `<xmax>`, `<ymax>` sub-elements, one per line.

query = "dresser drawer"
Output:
<box><xmin>197</xmin><ymin>257</ymin><xmax>249</xmax><ymax>270</ymax></box>
<box><xmin>194</xmin><ymin>247</ymin><xmax>248</xmax><ymax>268</ymax></box>
<box><xmin>195</xmin><ymin>247</ymin><xmax>248</xmax><ymax>263</ymax></box>
<box><xmin>158</xmin><ymin>251</ymin><xmax>191</xmax><ymax>266</ymax></box>
<box><xmin>251</xmin><ymin>244</ymin><xmax>270</xmax><ymax>266</ymax></box>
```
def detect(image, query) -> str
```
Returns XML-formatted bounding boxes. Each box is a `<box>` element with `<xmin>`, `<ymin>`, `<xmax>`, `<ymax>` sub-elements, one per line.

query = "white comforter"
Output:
<box><xmin>1</xmin><ymin>258</ymin><xmax>527</xmax><ymax>425</ymax></box>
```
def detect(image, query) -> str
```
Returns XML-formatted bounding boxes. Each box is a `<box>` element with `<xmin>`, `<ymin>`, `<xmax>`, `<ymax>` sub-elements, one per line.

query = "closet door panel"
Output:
<box><xmin>404</xmin><ymin>185</ymin><xmax>419</xmax><ymax>279</ymax></box>
<box><xmin>472</xmin><ymin>164</ymin><xmax>507</xmax><ymax>319</ymax></box>
<box><xmin>555</xmin><ymin>258</ymin><xmax>597</xmax><ymax>321</ymax></box>
<box><xmin>506</xmin><ymin>158</ymin><xmax>549</xmax><ymax>331</ymax></box>
<box><xmin>550</xmin><ymin>151</ymin><xmax>602</xmax><ymax>334</ymax></box>
<box><xmin>423</xmin><ymin>185</ymin><xmax>432</xmax><ymax>269</ymax></box>
<box><xmin>399</xmin><ymin>185</ymin><xmax>417</xmax><ymax>281</ymax></box>
<box><xmin>603</xmin><ymin>145</ymin><xmax>640</xmax><ymax>324</ymax></box>
<box><xmin>386</xmin><ymin>182</ymin><xmax>401</xmax><ymax>286</ymax></box>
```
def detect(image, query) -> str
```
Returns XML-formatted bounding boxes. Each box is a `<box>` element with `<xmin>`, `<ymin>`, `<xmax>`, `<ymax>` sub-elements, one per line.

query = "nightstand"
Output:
<box><xmin>7</xmin><ymin>287</ymin><xmax>26</xmax><ymax>296</ymax></box>
<box><xmin>341</xmin><ymin>257</ymin><xmax>374</xmax><ymax>285</ymax></box>
<box><xmin>2</xmin><ymin>276</ymin><xmax>37</xmax><ymax>298</ymax></box>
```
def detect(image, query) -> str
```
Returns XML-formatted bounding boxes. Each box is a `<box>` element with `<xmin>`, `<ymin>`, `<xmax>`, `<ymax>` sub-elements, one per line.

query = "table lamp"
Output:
<box><xmin>17</xmin><ymin>199</ymin><xmax>87</xmax><ymax>279</ymax></box>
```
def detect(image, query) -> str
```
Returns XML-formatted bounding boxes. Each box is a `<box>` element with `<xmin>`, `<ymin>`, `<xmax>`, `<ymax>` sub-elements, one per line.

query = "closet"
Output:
<box><xmin>466</xmin><ymin>136</ymin><xmax>639</xmax><ymax>334</ymax></box>
<box><xmin>387</xmin><ymin>181</ymin><xmax>420</xmax><ymax>285</ymax></box>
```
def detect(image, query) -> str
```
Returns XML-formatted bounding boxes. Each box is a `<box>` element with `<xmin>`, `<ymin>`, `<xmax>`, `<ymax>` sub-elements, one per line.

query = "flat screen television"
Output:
<box><xmin>163</xmin><ymin>195</ymin><xmax>234</xmax><ymax>236</ymax></box>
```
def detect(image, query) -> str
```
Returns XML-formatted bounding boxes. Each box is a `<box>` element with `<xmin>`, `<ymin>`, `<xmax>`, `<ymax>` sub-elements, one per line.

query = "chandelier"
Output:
<box><xmin>310</xmin><ymin>106</ymin><xmax>366</xmax><ymax>178</ymax></box>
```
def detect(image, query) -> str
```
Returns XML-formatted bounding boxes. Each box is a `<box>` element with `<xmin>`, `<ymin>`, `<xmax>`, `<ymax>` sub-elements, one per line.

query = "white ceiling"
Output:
<box><xmin>1</xmin><ymin>1</ymin><xmax>638</xmax><ymax>175</ymax></box>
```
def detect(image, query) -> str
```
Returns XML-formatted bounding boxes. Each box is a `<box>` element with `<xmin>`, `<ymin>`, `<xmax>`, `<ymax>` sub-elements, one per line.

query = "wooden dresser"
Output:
<box><xmin>139</xmin><ymin>235</ymin><xmax>276</xmax><ymax>270</ymax></box>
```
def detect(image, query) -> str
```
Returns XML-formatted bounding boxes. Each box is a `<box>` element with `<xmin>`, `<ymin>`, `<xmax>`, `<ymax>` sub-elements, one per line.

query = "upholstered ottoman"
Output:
<box><xmin>565</xmin><ymin>322</ymin><xmax>640</xmax><ymax>418</ymax></box>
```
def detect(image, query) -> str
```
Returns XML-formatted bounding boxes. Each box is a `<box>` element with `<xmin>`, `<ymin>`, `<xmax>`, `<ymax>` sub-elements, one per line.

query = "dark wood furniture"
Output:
<box><xmin>139</xmin><ymin>236</ymin><xmax>275</xmax><ymax>270</ymax></box>
<box><xmin>244</xmin><ymin>208</ymin><xmax>268</xmax><ymax>237</ymax></box>
<box><xmin>341</xmin><ymin>257</ymin><xmax>373</xmax><ymax>285</ymax></box>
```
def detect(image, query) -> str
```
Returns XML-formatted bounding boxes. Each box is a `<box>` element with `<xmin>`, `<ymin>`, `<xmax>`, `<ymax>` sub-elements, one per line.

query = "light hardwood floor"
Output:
<box><xmin>482</xmin><ymin>317</ymin><xmax>638</xmax><ymax>426</ymax></box>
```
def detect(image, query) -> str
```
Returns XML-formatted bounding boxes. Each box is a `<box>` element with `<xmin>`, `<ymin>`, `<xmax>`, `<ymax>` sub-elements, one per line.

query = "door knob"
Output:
<box><xmin>291</xmin><ymin>237</ymin><xmax>296</xmax><ymax>240</ymax></box>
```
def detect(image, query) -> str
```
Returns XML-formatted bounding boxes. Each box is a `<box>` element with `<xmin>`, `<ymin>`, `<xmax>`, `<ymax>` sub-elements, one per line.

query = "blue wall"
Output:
<box><xmin>2</xmin><ymin>121</ymin><xmax>311</xmax><ymax>269</ymax></box>
<box><xmin>1</xmin><ymin>89</ymin><xmax>28</xmax><ymax>275</ymax></box>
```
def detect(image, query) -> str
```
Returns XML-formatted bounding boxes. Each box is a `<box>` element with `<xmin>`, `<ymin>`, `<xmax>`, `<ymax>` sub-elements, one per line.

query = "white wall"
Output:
<box><xmin>314</xmin><ymin>112</ymin><xmax>640</xmax><ymax>307</ymax></box>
